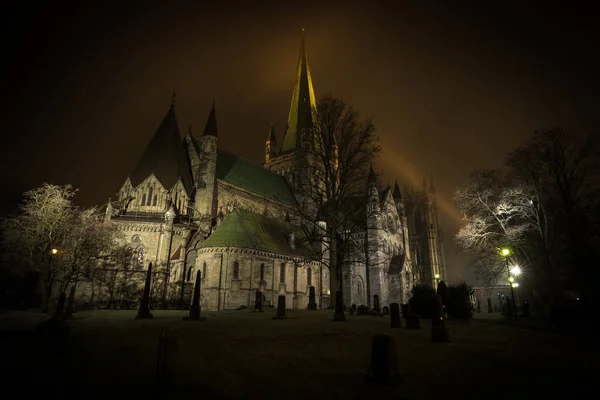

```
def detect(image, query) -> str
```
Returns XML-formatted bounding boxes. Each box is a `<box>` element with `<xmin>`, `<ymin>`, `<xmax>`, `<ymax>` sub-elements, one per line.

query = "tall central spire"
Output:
<box><xmin>280</xmin><ymin>29</ymin><xmax>317</xmax><ymax>154</ymax></box>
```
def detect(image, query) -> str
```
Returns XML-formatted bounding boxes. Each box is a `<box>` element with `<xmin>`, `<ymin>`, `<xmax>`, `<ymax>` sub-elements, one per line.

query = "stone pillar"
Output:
<box><xmin>390</xmin><ymin>303</ymin><xmax>401</xmax><ymax>328</ymax></box>
<box><xmin>184</xmin><ymin>270</ymin><xmax>205</xmax><ymax>321</ymax></box>
<box><xmin>333</xmin><ymin>290</ymin><xmax>345</xmax><ymax>322</ymax></box>
<box><xmin>487</xmin><ymin>297</ymin><xmax>493</xmax><ymax>313</ymax></box>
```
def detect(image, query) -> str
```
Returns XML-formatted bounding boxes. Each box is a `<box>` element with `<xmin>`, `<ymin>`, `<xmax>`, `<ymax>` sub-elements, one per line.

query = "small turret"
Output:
<box><xmin>265</xmin><ymin>123</ymin><xmax>277</xmax><ymax>163</ymax></box>
<box><xmin>393</xmin><ymin>179</ymin><xmax>405</xmax><ymax>216</ymax></box>
<box><xmin>194</xmin><ymin>101</ymin><xmax>219</xmax><ymax>222</ymax></box>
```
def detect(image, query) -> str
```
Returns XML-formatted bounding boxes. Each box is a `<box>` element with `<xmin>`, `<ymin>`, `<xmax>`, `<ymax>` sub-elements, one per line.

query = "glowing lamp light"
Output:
<box><xmin>510</xmin><ymin>266</ymin><xmax>522</xmax><ymax>276</ymax></box>
<box><xmin>511</xmin><ymin>282</ymin><xmax>519</xmax><ymax>288</ymax></box>
<box><xmin>501</xmin><ymin>248</ymin><xmax>510</xmax><ymax>257</ymax></box>
<box><xmin>435</xmin><ymin>274</ymin><xmax>440</xmax><ymax>279</ymax></box>
<box><xmin>51</xmin><ymin>248</ymin><xmax>58</xmax><ymax>255</ymax></box>
<box><xmin>508</xmin><ymin>276</ymin><xmax>514</xmax><ymax>283</ymax></box>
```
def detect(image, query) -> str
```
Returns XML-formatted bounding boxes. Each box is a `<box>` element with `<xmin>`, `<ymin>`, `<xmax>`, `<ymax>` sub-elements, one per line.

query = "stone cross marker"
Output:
<box><xmin>273</xmin><ymin>295</ymin><xmax>287</xmax><ymax>319</ymax></box>
<box><xmin>390</xmin><ymin>303</ymin><xmax>401</xmax><ymax>328</ymax></box>
<box><xmin>136</xmin><ymin>262</ymin><xmax>153</xmax><ymax>319</ymax></box>
<box><xmin>307</xmin><ymin>286</ymin><xmax>317</xmax><ymax>310</ymax></box>
<box><xmin>369</xmin><ymin>333</ymin><xmax>400</xmax><ymax>385</ymax></box>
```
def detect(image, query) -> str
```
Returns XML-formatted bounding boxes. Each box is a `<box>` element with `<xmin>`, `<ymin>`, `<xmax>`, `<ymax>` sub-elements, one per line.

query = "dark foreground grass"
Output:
<box><xmin>0</xmin><ymin>309</ymin><xmax>597</xmax><ymax>399</ymax></box>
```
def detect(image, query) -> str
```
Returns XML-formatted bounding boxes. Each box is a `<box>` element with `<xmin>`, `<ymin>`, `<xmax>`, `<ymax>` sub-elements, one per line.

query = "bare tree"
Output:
<box><xmin>1</xmin><ymin>184</ymin><xmax>122</xmax><ymax>311</ymax></box>
<box><xmin>294</xmin><ymin>95</ymin><xmax>381</xmax><ymax>308</ymax></box>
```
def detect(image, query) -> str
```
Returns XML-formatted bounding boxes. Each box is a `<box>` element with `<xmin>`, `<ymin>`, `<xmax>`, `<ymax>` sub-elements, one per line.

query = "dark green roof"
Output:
<box><xmin>189</xmin><ymin>138</ymin><xmax>296</xmax><ymax>206</ymax></box>
<box><xmin>200</xmin><ymin>209</ymin><xmax>308</xmax><ymax>257</ymax></box>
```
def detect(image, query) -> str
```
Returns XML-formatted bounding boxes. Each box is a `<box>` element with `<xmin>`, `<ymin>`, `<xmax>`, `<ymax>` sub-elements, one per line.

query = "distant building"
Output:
<box><xmin>96</xmin><ymin>32</ymin><xmax>446</xmax><ymax>311</ymax></box>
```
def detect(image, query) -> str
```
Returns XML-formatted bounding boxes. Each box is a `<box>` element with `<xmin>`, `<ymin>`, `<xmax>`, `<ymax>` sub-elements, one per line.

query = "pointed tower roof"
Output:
<box><xmin>393</xmin><ymin>179</ymin><xmax>403</xmax><ymax>200</ymax></box>
<box><xmin>280</xmin><ymin>29</ymin><xmax>317</xmax><ymax>154</ymax></box>
<box><xmin>129</xmin><ymin>99</ymin><xmax>194</xmax><ymax>194</ymax></box>
<box><xmin>429</xmin><ymin>174</ymin><xmax>435</xmax><ymax>193</ymax></box>
<box><xmin>368</xmin><ymin>164</ymin><xmax>377</xmax><ymax>186</ymax></box>
<box><xmin>203</xmin><ymin>100</ymin><xmax>219</xmax><ymax>137</ymax></box>
<box><xmin>422</xmin><ymin>176</ymin><xmax>427</xmax><ymax>191</ymax></box>
<box><xmin>267</xmin><ymin>123</ymin><xmax>277</xmax><ymax>143</ymax></box>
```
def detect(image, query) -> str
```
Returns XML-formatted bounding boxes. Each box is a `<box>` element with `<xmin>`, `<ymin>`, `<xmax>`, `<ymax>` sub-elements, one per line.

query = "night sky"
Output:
<box><xmin>2</xmin><ymin>1</ymin><xmax>599</xmax><ymax>282</ymax></box>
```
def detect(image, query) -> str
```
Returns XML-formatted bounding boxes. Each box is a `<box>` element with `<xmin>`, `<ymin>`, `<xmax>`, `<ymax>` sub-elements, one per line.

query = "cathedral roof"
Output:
<box><xmin>203</xmin><ymin>101</ymin><xmax>219</xmax><ymax>137</ymax></box>
<box><xmin>280</xmin><ymin>30</ymin><xmax>317</xmax><ymax>155</ymax></box>
<box><xmin>214</xmin><ymin>149</ymin><xmax>297</xmax><ymax>206</ymax></box>
<box><xmin>393</xmin><ymin>179</ymin><xmax>403</xmax><ymax>200</ymax></box>
<box><xmin>200</xmin><ymin>209</ymin><xmax>309</xmax><ymax>257</ymax></box>
<box><xmin>129</xmin><ymin>102</ymin><xmax>194</xmax><ymax>194</ymax></box>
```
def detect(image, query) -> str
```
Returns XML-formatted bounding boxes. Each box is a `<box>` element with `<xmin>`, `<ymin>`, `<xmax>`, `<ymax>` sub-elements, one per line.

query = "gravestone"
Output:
<box><xmin>401</xmin><ymin>304</ymin><xmax>410</xmax><ymax>318</ymax></box>
<box><xmin>431</xmin><ymin>294</ymin><xmax>450</xmax><ymax>342</ymax></box>
<box><xmin>406</xmin><ymin>314</ymin><xmax>421</xmax><ymax>329</ymax></box>
<box><xmin>373</xmin><ymin>295</ymin><xmax>381</xmax><ymax>312</ymax></box>
<box><xmin>369</xmin><ymin>333</ymin><xmax>401</xmax><ymax>385</ymax></box>
<box><xmin>371</xmin><ymin>295</ymin><xmax>383</xmax><ymax>316</ymax></box>
<box><xmin>333</xmin><ymin>291</ymin><xmax>346</xmax><ymax>322</ymax></box>
<box><xmin>254</xmin><ymin>290</ymin><xmax>264</xmax><ymax>312</ymax></box>
<box><xmin>156</xmin><ymin>326</ymin><xmax>178</xmax><ymax>392</ymax></box>
<box><xmin>136</xmin><ymin>262</ymin><xmax>153</xmax><ymax>319</ymax></box>
<box><xmin>184</xmin><ymin>271</ymin><xmax>205</xmax><ymax>321</ymax></box>
<box><xmin>389</xmin><ymin>303</ymin><xmax>401</xmax><ymax>328</ymax></box>
<box><xmin>350</xmin><ymin>304</ymin><xmax>357</xmax><ymax>315</ymax></box>
<box><xmin>522</xmin><ymin>300</ymin><xmax>531</xmax><ymax>318</ymax></box>
<box><xmin>382</xmin><ymin>306</ymin><xmax>390</xmax><ymax>316</ymax></box>
<box><xmin>272</xmin><ymin>295</ymin><xmax>287</xmax><ymax>319</ymax></box>
<box><xmin>53</xmin><ymin>292</ymin><xmax>66</xmax><ymax>320</ymax></box>
<box><xmin>308</xmin><ymin>286</ymin><xmax>317</xmax><ymax>310</ymax></box>
<box><xmin>64</xmin><ymin>285</ymin><xmax>76</xmax><ymax>320</ymax></box>
<box><xmin>487</xmin><ymin>298</ymin><xmax>493</xmax><ymax>313</ymax></box>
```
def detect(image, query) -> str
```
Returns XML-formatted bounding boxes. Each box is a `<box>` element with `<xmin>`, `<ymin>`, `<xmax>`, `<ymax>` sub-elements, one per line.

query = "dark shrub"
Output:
<box><xmin>409</xmin><ymin>285</ymin><xmax>436</xmax><ymax>318</ymax></box>
<box><xmin>445</xmin><ymin>283</ymin><xmax>474</xmax><ymax>319</ymax></box>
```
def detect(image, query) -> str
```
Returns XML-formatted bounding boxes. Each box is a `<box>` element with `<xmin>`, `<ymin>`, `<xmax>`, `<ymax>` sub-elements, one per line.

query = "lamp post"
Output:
<box><xmin>501</xmin><ymin>248</ymin><xmax>518</xmax><ymax>320</ymax></box>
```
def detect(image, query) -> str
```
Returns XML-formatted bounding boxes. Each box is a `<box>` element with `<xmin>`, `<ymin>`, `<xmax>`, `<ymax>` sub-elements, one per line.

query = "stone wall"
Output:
<box><xmin>216</xmin><ymin>180</ymin><xmax>293</xmax><ymax>221</ymax></box>
<box><xmin>195</xmin><ymin>248</ymin><xmax>328</xmax><ymax>311</ymax></box>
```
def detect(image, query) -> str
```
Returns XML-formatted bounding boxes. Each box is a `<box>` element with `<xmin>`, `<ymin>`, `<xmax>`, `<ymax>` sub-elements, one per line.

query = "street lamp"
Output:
<box><xmin>51</xmin><ymin>248</ymin><xmax>59</xmax><ymax>255</ymax></box>
<box><xmin>500</xmin><ymin>248</ymin><xmax>518</xmax><ymax>320</ymax></box>
<box><xmin>510</xmin><ymin>266</ymin><xmax>521</xmax><ymax>276</ymax></box>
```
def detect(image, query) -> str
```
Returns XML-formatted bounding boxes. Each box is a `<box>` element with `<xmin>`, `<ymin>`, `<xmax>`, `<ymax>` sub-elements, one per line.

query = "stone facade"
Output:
<box><xmin>89</xmin><ymin>33</ymin><xmax>445</xmax><ymax>311</ymax></box>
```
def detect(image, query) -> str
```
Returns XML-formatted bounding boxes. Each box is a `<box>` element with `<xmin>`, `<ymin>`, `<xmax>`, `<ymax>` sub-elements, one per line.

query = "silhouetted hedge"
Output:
<box><xmin>445</xmin><ymin>283</ymin><xmax>474</xmax><ymax>319</ymax></box>
<box><xmin>409</xmin><ymin>284</ymin><xmax>436</xmax><ymax>318</ymax></box>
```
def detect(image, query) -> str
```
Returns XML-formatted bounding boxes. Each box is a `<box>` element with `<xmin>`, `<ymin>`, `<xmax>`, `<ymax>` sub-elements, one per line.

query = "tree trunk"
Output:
<box><xmin>328</xmin><ymin>228</ymin><xmax>338</xmax><ymax>308</ymax></box>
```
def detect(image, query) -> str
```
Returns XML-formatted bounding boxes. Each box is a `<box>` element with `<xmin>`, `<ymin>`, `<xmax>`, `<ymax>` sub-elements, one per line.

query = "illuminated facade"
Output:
<box><xmin>98</xmin><ymin>32</ymin><xmax>444</xmax><ymax>310</ymax></box>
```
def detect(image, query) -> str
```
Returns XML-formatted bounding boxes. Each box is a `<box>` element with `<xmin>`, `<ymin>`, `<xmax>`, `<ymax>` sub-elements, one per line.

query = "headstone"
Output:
<box><xmin>136</xmin><ymin>262</ymin><xmax>153</xmax><ymax>319</ymax></box>
<box><xmin>53</xmin><ymin>291</ymin><xmax>66</xmax><ymax>320</ymax></box>
<box><xmin>333</xmin><ymin>290</ymin><xmax>345</xmax><ymax>322</ymax></box>
<box><xmin>431</xmin><ymin>294</ymin><xmax>450</xmax><ymax>342</ymax></box>
<box><xmin>389</xmin><ymin>303</ymin><xmax>401</xmax><ymax>328</ymax></box>
<box><xmin>487</xmin><ymin>298</ymin><xmax>493</xmax><ymax>313</ymax></box>
<box><xmin>406</xmin><ymin>314</ymin><xmax>421</xmax><ymax>329</ymax></box>
<box><xmin>308</xmin><ymin>286</ymin><xmax>317</xmax><ymax>310</ymax></box>
<box><xmin>254</xmin><ymin>290</ymin><xmax>264</xmax><ymax>312</ymax></box>
<box><xmin>401</xmin><ymin>304</ymin><xmax>410</xmax><ymax>318</ymax></box>
<box><xmin>350</xmin><ymin>304</ymin><xmax>357</xmax><ymax>315</ymax></box>
<box><xmin>359</xmin><ymin>305</ymin><xmax>369</xmax><ymax>315</ymax></box>
<box><xmin>184</xmin><ymin>270</ymin><xmax>205</xmax><ymax>321</ymax></box>
<box><xmin>64</xmin><ymin>285</ymin><xmax>76</xmax><ymax>320</ymax></box>
<box><xmin>369</xmin><ymin>333</ymin><xmax>401</xmax><ymax>385</ymax></box>
<box><xmin>522</xmin><ymin>300</ymin><xmax>531</xmax><ymax>318</ymax></box>
<box><xmin>272</xmin><ymin>295</ymin><xmax>287</xmax><ymax>319</ymax></box>
<box><xmin>382</xmin><ymin>306</ymin><xmax>390</xmax><ymax>316</ymax></box>
<box><xmin>373</xmin><ymin>295</ymin><xmax>381</xmax><ymax>312</ymax></box>
<box><xmin>156</xmin><ymin>326</ymin><xmax>178</xmax><ymax>392</ymax></box>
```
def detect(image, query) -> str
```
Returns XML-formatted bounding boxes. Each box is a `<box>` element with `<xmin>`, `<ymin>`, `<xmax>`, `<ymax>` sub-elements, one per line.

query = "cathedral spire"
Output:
<box><xmin>267</xmin><ymin>123</ymin><xmax>277</xmax><ymax>143</ymax></box>
<box><xmin>203</xmin><ymin>100</ymin><xmax>218</xmax><ymax>137</ymax></box>
<box><xmin>422</xmin><ymin>176</ymin><xmax>427</xmax><ymax>191</ymax></box>
<box><xmin>393</xmin><ymin>179</ymin><xmax>403</xmax><ymax>200</ymax></box>
<box><xmin>280</xmin><ymin>29</ymin><xmax>317</xmax><ymax>154</ymax></box>
<box><xmin>368</xmin><ymin>164</ymin><xmax>377</xmax><ymax>186</ymax></box>
<box><xmin>429</xmin><ymin>174</ymin><xmax>435</xmax><ymax>193</ymax></box>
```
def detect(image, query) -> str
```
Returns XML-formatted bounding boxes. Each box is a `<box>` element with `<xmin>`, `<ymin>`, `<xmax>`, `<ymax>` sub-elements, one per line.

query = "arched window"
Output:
<box><xmin>141</xmin><ymin>194</ymin><xmax>146</xmax><ymax>206</ymax></box>
<box><xmin>153</xmin><ymin>195</ymin><xmax>157</xmax><ymax>206</ymax></box>
<box><xmin>147</xmin><ymin>188</ymin><xmax>153</xmax><ymax>206</ymax></box>
<box><xmin>233</xmin><ymin>261</ymin><xmax>240</xmax><ymax>280</ymax></box>
<box><xmin>125</xmin><ymin>246</ymin><xmax>133</xmax><ymax>267</ymax></box>
<box><xmin>307</xmin><ymin>267</ymin><xmax>312</xmax><ymax>286</ymax></box>
<box><xmin>357</xmin><ymin>281</ymin><xmax>362</xmax><ymax>295</ymax></box>
<box><xmin>260</xmin><ymin>263</ymin><xmax>265</xmax><ymax>281</ymax></box>
<box><xmin>203</xmin><ymin>262</ymin><xmax>207</xmax><ymax>280</ymax></box>
<box><xmin>187</xmin><ymin>267</ymin><xmax>194</xmax><ymax>282</ymax></box>
<box><xmin>280</xmin><ymin>263</ymin><xmax>286</xmax><ymax>283</ymax></box>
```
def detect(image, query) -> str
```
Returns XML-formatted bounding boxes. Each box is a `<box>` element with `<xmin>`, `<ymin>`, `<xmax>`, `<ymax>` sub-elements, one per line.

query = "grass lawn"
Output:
<box><xmin>0</xmin><ymin>308</ymin><xmax>596</xmax><ymax>399</ymax></box>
